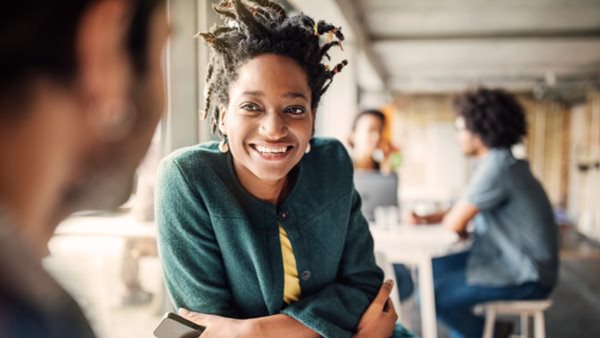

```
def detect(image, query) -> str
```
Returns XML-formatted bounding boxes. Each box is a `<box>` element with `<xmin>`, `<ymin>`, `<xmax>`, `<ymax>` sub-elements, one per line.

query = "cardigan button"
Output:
<box><xmin>301</xmin><ymin>270</ymin><xmax>311</xmax><ymax>281</ymax></box>
<box><xmin>278</xmin><ymin>210</ymin><xmax>289</xmax><ymax>221</ymax></box>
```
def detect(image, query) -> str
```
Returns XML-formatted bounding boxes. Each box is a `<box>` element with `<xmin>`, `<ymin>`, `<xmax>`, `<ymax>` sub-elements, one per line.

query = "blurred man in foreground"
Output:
<box><xmin>0</xmin><ymin>1</ymin><xmax>169</xmax><ymax>336</ymax></box>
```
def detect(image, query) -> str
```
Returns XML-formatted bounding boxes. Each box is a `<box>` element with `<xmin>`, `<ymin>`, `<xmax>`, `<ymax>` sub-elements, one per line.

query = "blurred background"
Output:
<box><xmin>46</xmin><ymin>0</ymin><xmax>600</xmax><ymax>337</ymax></box>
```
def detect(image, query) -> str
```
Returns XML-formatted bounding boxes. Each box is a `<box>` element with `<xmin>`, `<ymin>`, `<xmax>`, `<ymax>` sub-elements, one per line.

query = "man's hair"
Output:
<box><xmin>0</xmin><ymin>0</ymin><xmax>163</xmax><ymax>117</ymax></box>
<box><xmin>453</xmin><ymin>87</ymin><xmax>527</xmax><ymax>148</ymax></box>
<box><xmin>351</xmin><ymin>109</ymin><xmax>386</xmax><ymax>131</ymax></box>
<box><xmin>199</xmin><ymin>0</ymin><xmax>348</xmax><ymax>134</ymax></box>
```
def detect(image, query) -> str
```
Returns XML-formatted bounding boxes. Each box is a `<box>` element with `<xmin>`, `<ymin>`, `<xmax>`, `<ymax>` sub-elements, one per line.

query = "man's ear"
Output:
<box><xmin>77</xmin><ymin>0</ymin><xmax>132</xmax><ymax>131</ymax></box>
<box><xmin>473</xmin><ymin>133</ymin><xmax>486</xmax><ymax>149</ymax></box>
<box><xmin>218</xmin><ymin>106</ymin><xmax>227</xmax><ymax>135</ymax></box>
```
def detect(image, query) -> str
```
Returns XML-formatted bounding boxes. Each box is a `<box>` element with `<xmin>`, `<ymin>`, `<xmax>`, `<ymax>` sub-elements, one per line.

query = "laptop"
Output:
<box><xmin>353</xmin><ymin>171</ymin><xmax>399</xmax><ymax>222</ymax></box>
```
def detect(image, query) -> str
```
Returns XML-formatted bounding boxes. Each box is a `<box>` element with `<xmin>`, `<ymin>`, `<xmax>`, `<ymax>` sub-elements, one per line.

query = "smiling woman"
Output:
<box><xmin>220</xmin><ymin>54</ymin><xmax>314</xmax><ymax>203</ymax></box>
<box><xmin>155</xmin><ymin>1</ymin><xmax>414</xmax><ymax>337</ymax></box>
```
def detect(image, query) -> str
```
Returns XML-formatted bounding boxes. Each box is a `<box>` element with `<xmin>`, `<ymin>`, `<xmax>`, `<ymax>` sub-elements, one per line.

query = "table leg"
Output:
<box><xmin>419</xmin><ymin>257</ymin><xmax>438</xmax><ymax>338</ymax></box>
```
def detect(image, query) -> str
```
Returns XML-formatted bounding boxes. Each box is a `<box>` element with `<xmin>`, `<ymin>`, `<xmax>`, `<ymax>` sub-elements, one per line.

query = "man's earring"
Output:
<box><xmin>219</xmin><ymin>137</ymin><xmax>229</xmax><ymax>153</ymax></box>
<box><xmin>305</xmin><ymin>142</ymin><xmax>311</xmax><ymax>154</ymax></box>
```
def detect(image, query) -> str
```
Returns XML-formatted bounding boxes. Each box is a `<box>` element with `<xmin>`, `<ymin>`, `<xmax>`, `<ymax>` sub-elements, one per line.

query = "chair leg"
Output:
<box><xmin>482</xmin><ymin>309</ymin><xmax>496</xmax><ymax>338</ymax></box>
<box><xmin>520</xmin><ymin>313</ymin><xmax>529</xmax><ymax>338</ymax></box>
<box><xmin>534</xmin><ymin>311</ymin><xmax>545</xmax><ymax>338</ymax></box>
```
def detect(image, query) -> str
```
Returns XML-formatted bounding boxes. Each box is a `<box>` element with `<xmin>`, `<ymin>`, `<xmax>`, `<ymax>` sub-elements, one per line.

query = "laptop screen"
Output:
<box><xmin>353</xmin><ymin>171</ymin><xmax>399</xmax><ymax>222</ymax></box>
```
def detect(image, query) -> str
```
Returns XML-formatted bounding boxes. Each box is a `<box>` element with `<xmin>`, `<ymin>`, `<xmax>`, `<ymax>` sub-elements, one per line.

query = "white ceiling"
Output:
<box><xmin>290</xmin><ymin>0</ymin><xmax>600</xmax><ymax>94</ymax></box>
<box><xmin>363</xmin><ymin>0</ymin><xmax>600</xmax><ymax>38</ymax></box>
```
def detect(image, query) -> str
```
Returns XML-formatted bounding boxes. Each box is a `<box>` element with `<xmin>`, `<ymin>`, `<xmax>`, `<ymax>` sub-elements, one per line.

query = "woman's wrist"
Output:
<box><xmin>244</xmin><ymin>317</ymin><xmax>263</xmax><ymax>336</ymax></box>
<box><xmin>246</xmin><ymin>314</ymin><xmax>319</xmax><ymax>338</ymax></box>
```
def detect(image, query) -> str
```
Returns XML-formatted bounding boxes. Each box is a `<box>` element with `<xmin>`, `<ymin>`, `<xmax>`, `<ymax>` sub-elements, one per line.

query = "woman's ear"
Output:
<box><xmin>311</xmin><ymin>109</ymin><xmax>317</xmax><ymax>135</ymax></box>
<box><xmin>218</xmin><ymin>106</ymin><xmax>227</xmax><ymax>135</ymax></box>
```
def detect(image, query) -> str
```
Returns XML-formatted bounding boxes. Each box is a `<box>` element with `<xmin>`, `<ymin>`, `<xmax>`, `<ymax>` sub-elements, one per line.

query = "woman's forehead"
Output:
<box><xmin>229</xmin><ymin>54</ymin><xmax>311</xmax><ymax>98</ymax></box>
<box><xmin>357</xmin><ymin>114</ymin><xmax>384</xmax><ymax>129</ymax></box>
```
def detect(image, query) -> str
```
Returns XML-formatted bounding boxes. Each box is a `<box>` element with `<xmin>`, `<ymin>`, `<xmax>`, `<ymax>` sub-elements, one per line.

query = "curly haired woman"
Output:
<box><xmin>156</xmin><ymin>1</ymin><xmax>414</xmax><ymax>337</ymax></box>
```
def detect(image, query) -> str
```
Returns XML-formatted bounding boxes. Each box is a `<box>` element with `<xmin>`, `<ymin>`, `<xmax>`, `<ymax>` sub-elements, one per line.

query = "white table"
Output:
<box><xmin>52</xmin><ymin>214</ymin><xmax>168</xmax><ymax>313</ymax></box>
<box><xmin>54</xmin><ymin>214</ymin><xmax>156</xmax><ymax>239</ymax></box>
<box><xmin>370</xmin><ymin>224</ymin><xmax>469</xmax><ymax>338</ymax></box>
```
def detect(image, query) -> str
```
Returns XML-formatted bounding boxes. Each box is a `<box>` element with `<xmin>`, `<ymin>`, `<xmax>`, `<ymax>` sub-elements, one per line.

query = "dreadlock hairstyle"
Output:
<box><xmin>197</xmin><ymin>0</ymin><xmax>348</xmax><ymax>135</ymax></box>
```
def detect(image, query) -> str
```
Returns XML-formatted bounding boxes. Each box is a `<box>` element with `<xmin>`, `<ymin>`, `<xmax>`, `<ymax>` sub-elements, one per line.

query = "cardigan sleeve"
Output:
<box><xmin>281</xmin><ymin>189</ymin><xmax>383</xmax><ymax>338</ymax></box>
<box><xmin>156</xmin><ymin>158</ymin><xmax>240</xmax><ymax>318</ymax></box>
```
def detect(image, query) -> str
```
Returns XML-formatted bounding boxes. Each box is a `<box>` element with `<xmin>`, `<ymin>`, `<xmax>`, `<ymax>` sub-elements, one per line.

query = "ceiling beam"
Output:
<box><xmin>333</xmin><ymin>0</ymin><xmax>389</xmax><ymax>89</ymax></box>
<box><xmin>373</xmin><ymin>29</ymin><xmax>600</xmax><ymax>42</ymax></box>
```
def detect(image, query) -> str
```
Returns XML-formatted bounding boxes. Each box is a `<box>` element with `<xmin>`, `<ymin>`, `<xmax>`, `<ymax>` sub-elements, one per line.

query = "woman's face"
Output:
<box><xmin>353</xmin><ymin>114</ymin><xmax>383</xmax><ymax>156</ymax></box>
<box><xmin>219</xmin><ymin>54</ymin><xmax>314</xmax><ymax>188</ymax></box>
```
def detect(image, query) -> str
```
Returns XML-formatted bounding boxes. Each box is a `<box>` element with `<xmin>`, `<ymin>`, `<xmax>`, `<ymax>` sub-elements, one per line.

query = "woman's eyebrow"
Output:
<box><xmin>240</xmin><ymin>91</ymin><xmax>308</xmax><ymax>101</ymax></box>
<box><xmin>283</xmin><ymin>92</ymin><xmax>308</xmax><ymax>101</ymax></box>
<box><xmin>241</xmin><ymin>90</ymin><xmax>264</xmax><ymax>97</ymax></box>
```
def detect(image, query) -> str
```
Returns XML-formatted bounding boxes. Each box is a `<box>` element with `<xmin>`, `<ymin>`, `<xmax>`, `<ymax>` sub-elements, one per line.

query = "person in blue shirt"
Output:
<box><xmin>411</xmin><ymin>88</ymin><xmax>559</xmax><ymax>338</ymax></box>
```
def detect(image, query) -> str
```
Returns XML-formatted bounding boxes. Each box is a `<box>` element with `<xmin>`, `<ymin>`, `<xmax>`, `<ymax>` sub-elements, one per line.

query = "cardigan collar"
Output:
<box><xmin>223</xmin><ymin>149</ymin><xmax>307</xmax><ymax>210</ymax></box>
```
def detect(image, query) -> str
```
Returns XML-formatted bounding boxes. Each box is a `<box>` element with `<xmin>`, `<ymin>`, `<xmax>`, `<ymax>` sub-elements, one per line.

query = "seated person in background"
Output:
<box><xmin>348</xmin><ymin>109</ymin><xmax>414</xmax><ymax>302</ymax></box>
<box><xmin>348</xmin><ymin>109</ymin><xmax>400</xmax><ymax>175</ymax></box>
<box><xmin>411</xmin><ymin>88</ymin><xmax>559</xmax><ymax>338</ymax></box>
<box><xmin>156</xmin><ymin>1</ymin><xmax>412</xmax><ymax>337</ymax></box>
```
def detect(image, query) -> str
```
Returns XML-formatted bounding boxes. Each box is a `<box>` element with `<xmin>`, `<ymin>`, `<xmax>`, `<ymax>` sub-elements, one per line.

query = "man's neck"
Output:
<box><xmin>0</xmin><ymin>88</ymin><xmax>82</xmax><ymax>258</ymax></box>
<box><xmin>475</xmin><ymin>145</ymin><xmax>490</xmax><ymax>159</ymax></box>
<box><xmin>0</xmin><ymin>152</ymin><xmax>60</xmax><ymax>259</ymax></box>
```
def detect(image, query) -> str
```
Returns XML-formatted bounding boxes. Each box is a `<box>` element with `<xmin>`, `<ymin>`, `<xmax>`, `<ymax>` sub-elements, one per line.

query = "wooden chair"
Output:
<box><xmin>474</xmin><ymin>300</ymin><xmax>552</xmax><ymax>338</ymax></box>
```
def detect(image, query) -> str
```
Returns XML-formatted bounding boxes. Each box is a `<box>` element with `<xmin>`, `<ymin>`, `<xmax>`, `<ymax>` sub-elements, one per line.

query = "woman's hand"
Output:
<box><xmin>353</xmin><ymin>279</ymin><xmax>398</xmax><ymax>338</ymax></box>
<box><xmin>180</xmin><ymin>280</ymin><xmax>400</xmax><ymax>338</ymax></box>
<box><xmin>179</xmin><ymin>308</ymin><xmax>251</xmax><ymax>338</ymax></box>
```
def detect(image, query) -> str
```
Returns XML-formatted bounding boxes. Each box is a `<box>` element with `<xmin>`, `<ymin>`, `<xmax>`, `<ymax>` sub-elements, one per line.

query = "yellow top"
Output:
<box><xmin>278</xmin><ymin>224</ymin><xmax>301</xmax><ymax>304</ymax></box>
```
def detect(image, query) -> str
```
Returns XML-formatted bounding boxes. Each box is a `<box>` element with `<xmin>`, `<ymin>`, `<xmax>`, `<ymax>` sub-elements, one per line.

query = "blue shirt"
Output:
<box><xmin>0</xmin><ymin>210</ymin><xmax>95</xmax><ymax>338</ymax></box>
<box><xmin>465</xmin><ymin>148</ymin><xmax>559</xmax><ymax>288</ymax></box>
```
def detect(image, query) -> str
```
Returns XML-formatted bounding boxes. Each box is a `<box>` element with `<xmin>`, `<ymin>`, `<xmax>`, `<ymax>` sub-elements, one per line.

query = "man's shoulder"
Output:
<box><xmin>475</xmin><ymin>148</ymin><xmax>516</xmax><ymax>177</ymax></box>
<box><xmin>0</xmin><ymin>258</ymin><xmax>96</xmax><ymax>338</ymax></box>
<box><xmin>483</xmin><ymin>148</ymin><xmax>511</xmax><ymax>163</ymax></box>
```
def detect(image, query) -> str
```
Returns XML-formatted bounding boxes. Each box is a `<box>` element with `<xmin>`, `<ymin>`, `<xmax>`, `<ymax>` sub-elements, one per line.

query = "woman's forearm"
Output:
<box><xmin>249</xmin><ymin>314</ymin><xmax>320</xmax><ymax>338</ymax></box>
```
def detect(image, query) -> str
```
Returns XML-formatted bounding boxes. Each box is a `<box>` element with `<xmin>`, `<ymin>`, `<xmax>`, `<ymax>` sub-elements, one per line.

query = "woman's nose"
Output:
<box><xmin>369</xmin><ymin>132</ymin><xmax>381</xmax><ymax>143</ymax></box>
<box><xmin>259</xmin><ymin>113</ymin><xmax>287</xmax><ymax>139</ymax></box>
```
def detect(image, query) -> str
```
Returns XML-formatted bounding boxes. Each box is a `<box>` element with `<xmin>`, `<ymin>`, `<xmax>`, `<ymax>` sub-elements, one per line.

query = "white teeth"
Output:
<box><xmin>255</xmin><ymin>145</ymin><xmax>288</xmax><ymax>154</ymax></box>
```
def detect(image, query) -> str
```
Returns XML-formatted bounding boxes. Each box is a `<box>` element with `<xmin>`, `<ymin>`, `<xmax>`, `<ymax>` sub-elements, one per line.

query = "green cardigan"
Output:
<box><xmin>156</xmin><ymin>137</ymin><xmax>383</xmax><ymax>338</ymax></box>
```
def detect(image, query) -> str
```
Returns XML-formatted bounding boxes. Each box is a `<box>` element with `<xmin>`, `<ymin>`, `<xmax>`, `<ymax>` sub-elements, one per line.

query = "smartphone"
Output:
<box><xmin>153</xmin><ymin>312</ymin><xmax>206</xmax><ymax>338</ymax></box>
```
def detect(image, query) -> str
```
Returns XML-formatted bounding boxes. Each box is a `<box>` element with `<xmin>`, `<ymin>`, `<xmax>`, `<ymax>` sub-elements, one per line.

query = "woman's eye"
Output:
<box><xmin>240</xmin><ymin>103</ymin><xmax>261</xmax><ymax>111</ymax></box>
<box><xmin>285</xmin><ymin>106</ymin><xmax>306</xmax><ymax>115</ymax></box>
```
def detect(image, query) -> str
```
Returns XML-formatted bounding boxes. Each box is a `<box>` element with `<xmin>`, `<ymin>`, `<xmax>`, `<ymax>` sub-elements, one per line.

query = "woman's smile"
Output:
<box><xmin>249</xmin><ymin>142</ymin><xmax>295</xmax><ymax>161</ymax></box>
